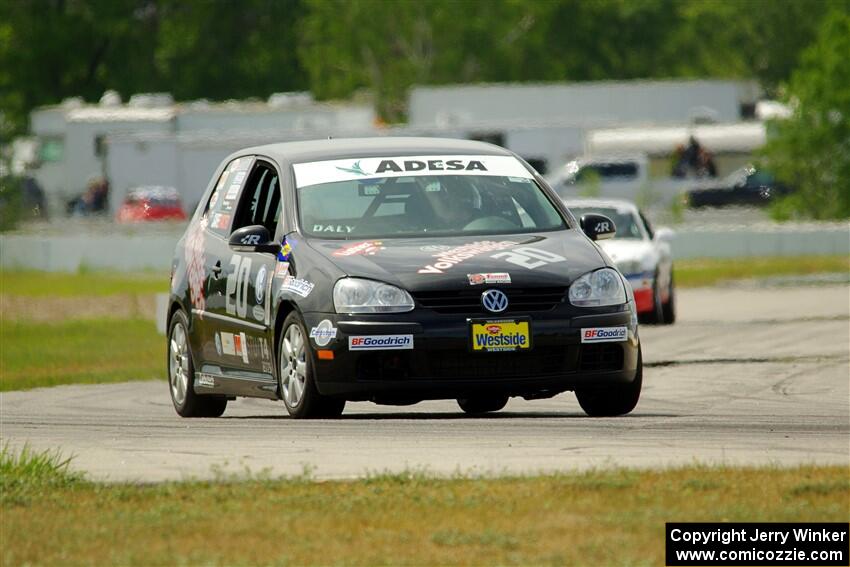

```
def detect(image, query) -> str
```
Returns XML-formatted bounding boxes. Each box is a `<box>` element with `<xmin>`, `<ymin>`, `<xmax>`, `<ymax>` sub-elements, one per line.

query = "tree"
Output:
<box><xmin>0</xmin><ymin>0</ymin><xmax>161</xmax><ymax>140</ymax></box>
<box><xmin>762</xmin><ymin>9</ymin><xmax>850</xmax><ymax>220</ymax></box>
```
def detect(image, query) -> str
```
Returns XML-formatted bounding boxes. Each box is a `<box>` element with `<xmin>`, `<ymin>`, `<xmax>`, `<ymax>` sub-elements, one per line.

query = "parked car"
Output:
<box><xmin>686</xmin><ymin>166</ymin><xmax>791</xmax><ymax>208</ymax></box>
<box><xmin>564</xmin><ymin>199</ymin><xmax>675</xmax><ymax>325</ymax></box>
<box><xmin>166</xmin><ymin>137</ymin><xmax>643</xmax><ymax>419</ymax></box>
<box><xmin>116</xmin><ymin>186</ymin><xmax>187</xmax><ymax>223</ymax></box>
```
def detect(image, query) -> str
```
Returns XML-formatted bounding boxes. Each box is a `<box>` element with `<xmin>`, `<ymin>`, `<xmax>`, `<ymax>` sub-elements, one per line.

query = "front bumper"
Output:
<box><xmin>303</xmin><ymin>306</ymin><xmax>640</xmax><ymax>401</ymax></box>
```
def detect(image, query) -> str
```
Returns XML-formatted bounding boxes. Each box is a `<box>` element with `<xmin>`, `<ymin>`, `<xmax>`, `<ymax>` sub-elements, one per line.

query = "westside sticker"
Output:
<box><xmin>349</xmin><ymin>335</ymin><xmax>414</xmax><ymax>351</ymax></box>
<box><xmin>280</xmin><ymin>275</ymin><xmax>314</xmax><ymax>298</ymax></box>
<box><xmin>418</xmin><ymin>240</ymin><xmax>517</xmax><ymax>274</ymax></box>
<box><xmin>581</xmin><ymin>327</ymin><xmax>628</xmax><ymax>343</ymax></box>
<box><xmin>468</xmin><ymin>272</ymin><xmax>511</xmax><ymax>285</ymax></box>
<box><xmin>309</xmin><ymin>319</ymin><xmax>338</xmax><ymax>347</ymax></box>
<box><xmin>333</xmin><ymin>241</ymin><xmax>384</xmax><ymax>257</ymax></box>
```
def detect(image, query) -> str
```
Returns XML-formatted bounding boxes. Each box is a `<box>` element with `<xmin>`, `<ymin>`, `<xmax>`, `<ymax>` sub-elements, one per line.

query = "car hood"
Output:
<box><xmin>304</xmin><ymin>230</ymin><xmax>606</xmax><ymax>291</ymax></box>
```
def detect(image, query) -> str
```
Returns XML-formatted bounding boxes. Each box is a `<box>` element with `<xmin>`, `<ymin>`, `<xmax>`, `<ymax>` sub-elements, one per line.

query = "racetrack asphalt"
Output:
<box><xmin>2</xmin><ymin>284</ymin><xmax>848</xmax><ymax>482</ymax></box>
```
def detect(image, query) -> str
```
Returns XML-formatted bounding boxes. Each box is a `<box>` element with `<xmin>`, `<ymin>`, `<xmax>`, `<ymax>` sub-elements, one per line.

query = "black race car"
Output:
<box><xmin>167</xmin><ymin>137</ymin><xmax>642</xmax><ymax>419</ymax></box>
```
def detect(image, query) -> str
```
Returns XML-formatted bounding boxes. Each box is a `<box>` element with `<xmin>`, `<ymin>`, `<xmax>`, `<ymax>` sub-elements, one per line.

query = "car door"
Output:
<box><xmin>208</xmin><ymin>159</ymin><xmax>282</xmax><ymax>383</ymax></box>
<box><xmin>187</xmin><ymin>155</ymin><xmax>253</xmax><ymax>369</ymax></box>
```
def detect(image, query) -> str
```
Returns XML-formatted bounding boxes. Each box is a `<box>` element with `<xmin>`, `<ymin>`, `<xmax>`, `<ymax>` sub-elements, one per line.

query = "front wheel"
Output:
<box><xmin>457</xmin><ymin>396</ymin><xmax>509</xmax><ymax>415</ymax></box>
<box><xmin>278</xmin><ymin>312</ymin><xmax>345</xmax><ymax>419</ymax></box>
<box><xmin>575</xmin><ymin>348</ymin><xmax>642</xmax><ymax>417</ymax></box>
<box><xmin>168</xmin><ymin>311</ymin><xmax>227</xmax><ymax>418</ymax></box>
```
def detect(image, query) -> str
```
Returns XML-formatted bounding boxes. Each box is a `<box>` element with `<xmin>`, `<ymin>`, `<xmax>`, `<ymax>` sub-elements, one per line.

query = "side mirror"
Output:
<box><xmin>228</xmin><ymin>225</ymin><xmax>281</xmax><ymax>254</ymax></box>
<box><xmin>580</xmin><ymin>213</ymin><xmax>616</xmax><ymax>241</ymax></box>
<box><xmin>655</xmin><ymin>227</ymin><xmax>675</xmax><ymax>242</ymax></box>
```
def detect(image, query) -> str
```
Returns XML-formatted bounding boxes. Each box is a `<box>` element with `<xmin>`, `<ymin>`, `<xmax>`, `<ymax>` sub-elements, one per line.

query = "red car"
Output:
<box><xmin>116</xmin><ymin>186</ymin><xmax>187</xmax><ymax>223</ymax></box>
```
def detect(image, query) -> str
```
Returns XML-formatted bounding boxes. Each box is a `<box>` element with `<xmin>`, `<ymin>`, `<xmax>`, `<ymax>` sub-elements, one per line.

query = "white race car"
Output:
<box><xmin>564</xmin><ymin>199</ymin><xmax>676</xmax><ymax>324</ymax></box>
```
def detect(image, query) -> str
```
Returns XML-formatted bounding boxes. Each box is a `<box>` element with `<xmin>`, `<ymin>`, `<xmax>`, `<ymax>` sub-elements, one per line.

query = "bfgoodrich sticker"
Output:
<box><xmin>581</xmin><ymin>326</ymin><xmax>627</xmax><ymax>343</ymax></box>
<box><xmin>349</xmin><ymin>335</ymin><xmax>414</xmax><ymax>350</ymax></box>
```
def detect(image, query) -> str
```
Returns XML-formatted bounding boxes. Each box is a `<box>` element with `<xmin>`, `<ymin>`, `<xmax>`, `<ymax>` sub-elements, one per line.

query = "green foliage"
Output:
<box><xmin>0</xmin><ymin>0</ymin><xmax>847</xmax><ymax>129</ymax></box>
<box><xmin>0</xmin><ymin>172</ymin><xmax>23</xmax><ymax>231</ymax></box>
<box><xmin>1</xmin><ymin>444</ymin><xmax>84</xmax><ymax>506</ymax></box>
<box><xmin>762</xmin><ymin>9</ymin><xmax>850</xmax><ymax>220</ymax></box>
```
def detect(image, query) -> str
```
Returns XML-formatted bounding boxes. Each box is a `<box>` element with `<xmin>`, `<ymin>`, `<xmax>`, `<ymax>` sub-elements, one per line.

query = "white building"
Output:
<box><xmin>25</xmin><ymin>79</ymin><xmax>771</xmax><ymax>216</ymax></box>
<box><xmin>27</xmin><ymin>92</ymin><xmax>377</xmax><ymax>214</ymax></box>
<box><xmin>409</xmin><ymin>79</ymin><xmax>760</xmax><ymax>127</ymax></box>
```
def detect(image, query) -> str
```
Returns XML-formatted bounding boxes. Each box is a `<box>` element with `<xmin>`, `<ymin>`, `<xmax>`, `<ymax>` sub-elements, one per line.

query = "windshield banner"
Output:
<box><xmin>293</xmin><ymin>155</ymin><xmax>535</xmax><ymax>188</ymax></box>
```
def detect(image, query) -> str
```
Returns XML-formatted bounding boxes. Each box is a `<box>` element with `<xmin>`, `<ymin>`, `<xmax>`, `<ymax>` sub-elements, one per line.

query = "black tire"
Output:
<box><xmin>278</xmin><ymin>311</ymin><xmax>345</xmax><ymax>419</ymax></box>
<box><xmin>661</xmin><ymin>271</ymin><xmax>676</xmax><ymax>325</ymax></box>
<box><xmin>168</xmin><ymin>311</ymin><xmax>227</xmax><ymax>418</ymax></box>
<box><xmin>457</xmin><ymin>396</ymin><xmax>509</xmax><ymax>415</ymax></box>
<box><xmin>575</xmin><ymin>348</ymin><xmax>642</xmax><ymax>417</ymax></box>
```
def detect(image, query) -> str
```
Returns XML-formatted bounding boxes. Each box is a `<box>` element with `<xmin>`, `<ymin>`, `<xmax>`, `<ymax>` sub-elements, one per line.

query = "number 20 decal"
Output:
<box><xmin>226</xmin><ymin>254</ymin><xmax>253</xmax><ymax>317</ymax></box>
<box><xmin>491</xmin><ymin>247</ymin><xmax>565</xmax><ymax>270</ymax></box>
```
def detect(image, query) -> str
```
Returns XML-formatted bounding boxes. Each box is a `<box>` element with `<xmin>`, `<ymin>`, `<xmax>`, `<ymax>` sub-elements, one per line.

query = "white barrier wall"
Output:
<box><xmin>1</xmin><ymin>224</ymin><xmax>848</xmax><ymax>272</ymax></box>
<box><xmin>0</xmin><ymin>234</ymin><xmax>181</xmax><ymax>272</ymax></box>
<box><xmin>669</xmin><ymin>224</ymin><xmax>850</xmax><ymax>258</ymax></box>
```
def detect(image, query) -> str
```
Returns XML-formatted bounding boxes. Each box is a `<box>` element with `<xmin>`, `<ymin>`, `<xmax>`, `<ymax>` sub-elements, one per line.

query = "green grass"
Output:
<box><xmin>0</xmin><ymin>444</ymin><xmax>84</xmax><ymax>507</ymax></box>
<box><xmin>0</xmin><ymin>318</ymin><xmax>164</xmax><ymax>391</ymax></box>
<box><xmin>675</xmin><ymin>255</ymin><xmax>849</xmax><ymax>288</ymax></box>
<box><xmin>0</xmin><ymin>269</ymin><xmax>168</xmax><ymax>297</ymax></box>
<box><xmin>1</xmin><ymin>450</ymin><xmax>847</xmax><ymax>566</ymax></box>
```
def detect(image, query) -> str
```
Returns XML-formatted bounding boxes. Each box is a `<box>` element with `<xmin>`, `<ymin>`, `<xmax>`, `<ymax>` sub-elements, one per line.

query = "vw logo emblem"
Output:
<box><xmin>481</xmin><ymin>289</ymin><xmax>509</xmax><ymax>313</ymax></box>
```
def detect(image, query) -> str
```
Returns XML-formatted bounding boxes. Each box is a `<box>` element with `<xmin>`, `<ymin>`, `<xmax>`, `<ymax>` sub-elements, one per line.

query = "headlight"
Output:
<box><xmin>568</xmin><ymin>268</ymin><xmax>627</xmax><ymax>307</ymax></box>
<box><xmin>333</xmin><ymin>278</ymin><xmax>415</xmax><ymax>314</ymax></box>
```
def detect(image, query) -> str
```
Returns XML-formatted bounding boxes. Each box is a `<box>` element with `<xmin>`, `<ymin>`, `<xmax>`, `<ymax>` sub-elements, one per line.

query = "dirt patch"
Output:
<box><xmin>0</xmin><ymin>294</ymin><xmax>158</xmax><ymax>322</ymax></box>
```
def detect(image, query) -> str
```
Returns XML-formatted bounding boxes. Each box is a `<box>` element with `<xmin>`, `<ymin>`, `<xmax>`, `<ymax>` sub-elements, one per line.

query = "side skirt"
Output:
<box><xmin>194</xmin><ymin>367</ymin><xmax>278</xmax><ymax>400</ymax></box>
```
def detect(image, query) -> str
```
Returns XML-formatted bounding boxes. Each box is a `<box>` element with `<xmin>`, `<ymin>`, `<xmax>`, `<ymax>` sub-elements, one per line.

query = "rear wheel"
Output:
<box><xmin>661</xmin><ymin>271</ymin><xmax>676</xmax><ymax>325</ymax></box>
<box><xmin>168</xmin><ymin>311</ymin><xmax>227</xmax><ymax>418</ymax></box>
<box><xmin>575</xmin><ymin>348</ymin><xmax>642</xmax><ymax>417</ymax></box>
<box><xmin>639</xmin><ymin>271</ymin><xmax>665</xmax><ymax>325</ymax></box>
<box><xmin>457</xmin><ymin>396</ymin><xmax>509</xmax><ymax>415</ymax></box>
<box><xmin>279</xmin><ymin>311</ymin><xmax>345</xmax><ymax>419</ymax></box>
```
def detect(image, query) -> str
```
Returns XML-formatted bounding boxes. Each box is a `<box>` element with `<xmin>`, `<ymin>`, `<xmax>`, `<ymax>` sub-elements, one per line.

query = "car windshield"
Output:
<box><xmin>294</xmin><ymin>155</ymin><xmax>566</xmax><ymax>239</ymax></box>
<box><xmin>568</xmin><ymin>206</ymin><xmax>643</xmax><ymax>240</ymax></box>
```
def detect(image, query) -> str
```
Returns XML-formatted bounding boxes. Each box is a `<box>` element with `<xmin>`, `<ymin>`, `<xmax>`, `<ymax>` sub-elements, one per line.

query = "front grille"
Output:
<box><xmin>579</xmin><ymin>343</ymin><xmax>624</xmax><ymax>372</ymax></box>
<box><xmin>412</xmin><ymin>287</ymin><xmax>567</xmax><ymax>314</ymax></box>
<box><xmin>426</xmin><ymin>346</ymin><xmax>574</xmax><ymax>380</ymax></box>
